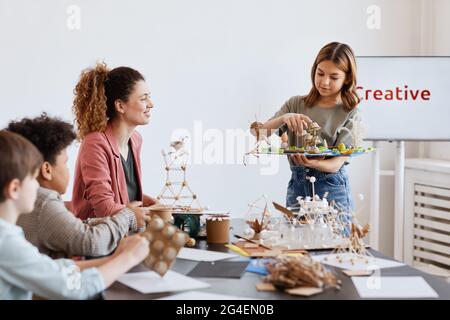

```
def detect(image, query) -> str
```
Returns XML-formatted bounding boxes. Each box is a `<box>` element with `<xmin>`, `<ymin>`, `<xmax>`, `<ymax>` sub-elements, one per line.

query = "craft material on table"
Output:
<box><xmin>245</xmin><ymin>258</ymin><xmax>271</xmax><ymax>275</ymax></box>
<box><xmin>187</xmin><ymin>261</ymin><xmax>250</xmax><ymax>279</ymax></box>
<box><xmin>225</xmin><ymin>244</ymin><xmax>250</xmax><ymax>257</ymax></box>
<box><xmin>235</xmin><ymin>232</ymin><xmax>332</xmax><ymax>253</ymax></box>
<box><xmin>156</xmin><ymin>137</ymin><xmax>203</xmax><ymax>212</ymax></box>
<box><xmin>342</xmin><ymin>269</ymin><xmax>374</xmax><ymax>277</ymax></box>
<box><xmin>148</xmin><ymin>204</ymin><xmax>173</xmax><ymax>222</ymax></box>
<box><xmin>234</xmin><ymin>233</ymin><xmax>272</xmax><ymax>250</ymax></box>
<box><xmin>256</xmin><ymin>283</ymin><xmax>277</xmax><ymax>292</ymax></box>
<box><xmin>231</xmin><ymin>239</ymin><xmax>306</xmax><ymax>258</ymax></box>
<box><xmin>177</xmin><ymin>247</ymin><xmax>237</xmax><ymax>262</ymax></box>
<box><xmin>206</xmin><ymin>215</ymin><xmax>230</xmax><ymax>244</ymax></box>
<box><xmin>239</xmin><ymin>193</ymin><xmax>363</xmax><ymax>252</ymax></box>
<box><xmin>285</xmin><ymin>287</ymin><xmax>324</xmax><ymax>296</ymax></box>
<box><xmin>351</xmin><ymin>276</ymin><xmax>439</xmax><ymax>299</ymax></box>
<box><xmin>312</xmin><ymin>253</ymin><xmax>404</xmax><ymax>271</ymax></box>
<box><xmin>157</xmin><ymin>291</ymin><xmax>255</xmax><ymax>300</ymax></box>
<box><xmin>141</xmin><ymin>216</ymin><xmax>189</xmax><ymax>276</ymax></box>
<box><xmin>263</xmin><ymin>255</ymin><xmax>341</xmax><ymax>296</ymax></box>
<box><xmin>117</xmin><ymin>270</ymin><xmax>210</xmax><ymax>294</ymax></box>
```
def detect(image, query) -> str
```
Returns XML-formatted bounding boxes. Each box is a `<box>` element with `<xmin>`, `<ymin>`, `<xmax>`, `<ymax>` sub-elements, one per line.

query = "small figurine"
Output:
<box><xmin>304</xmin><ymin>122</ymin><xmax>323</xmax><ymax>153</ymax></box>
<box><xmin>245</xmin><ymin>195</ymin><xmax>271</xmax><ymax>240</ymax></box>
<box><xmin>157</xmin><ymin>137</ymin><xmax>203</xmax><ymax>212</ymax></box>
<box><xmin>280</xmin><ymin>132</ymin><xmax>289</xmax><ymax>149</ymax></box>
<box><xmin>324</xmin><ymin>219</ymin><xmax>372</xmax><ymax>265</ymax></box>
<box><xmin>337</xmin><ymin>112</ymin><xmax>367</xmax><ymax>149</ymax></box>
<box><xmin>246</xmin><ymin>203</ymin><xmax>269</xmax><ymax>240</ymax></box>
<box><xmin>244</xmin><ymin>121</ymin><xmax>274</xmax><ymax>165</ymax></box>
<box><xmin>250</xmin><ymin>121</ymin><xmax>266</xmax><ymax>142</ymax></box>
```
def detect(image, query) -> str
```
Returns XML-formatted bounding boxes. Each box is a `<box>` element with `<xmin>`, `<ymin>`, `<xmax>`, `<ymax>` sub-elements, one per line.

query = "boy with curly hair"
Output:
<box><xmin>7</xmin><ymin>114</ymin><xmax>150</xmax><ymax>258</ymax></box>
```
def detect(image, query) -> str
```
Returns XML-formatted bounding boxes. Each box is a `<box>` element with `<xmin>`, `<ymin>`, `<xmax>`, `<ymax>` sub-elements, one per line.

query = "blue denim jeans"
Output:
<box><xmin>286</xmin><ymin>165</ymin><xmax>354</xmax><ymax>236</ymax></box>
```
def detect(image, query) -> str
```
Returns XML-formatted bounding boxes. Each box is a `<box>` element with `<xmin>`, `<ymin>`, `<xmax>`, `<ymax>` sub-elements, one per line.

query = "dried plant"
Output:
<box><xmin>264</xmin><ymin>255</ymin><xmax>341</xmax><ymax>290</ymax></box>
<box><xmin>246</xmin><ymin>204</ymin><xmax>269</xmax><ymax>239</ymax></box>
<box><xmin>325</xmin><ymin>222</ymin><xmax>373</xmax><ymax>265</ymax></box>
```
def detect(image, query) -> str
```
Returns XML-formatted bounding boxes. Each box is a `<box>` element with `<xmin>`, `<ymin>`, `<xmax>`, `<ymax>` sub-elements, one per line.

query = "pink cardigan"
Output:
<box><xmin>72</xmin><ymin>124</ymin><xmax>146</xmax><ymax>220</ymax></box>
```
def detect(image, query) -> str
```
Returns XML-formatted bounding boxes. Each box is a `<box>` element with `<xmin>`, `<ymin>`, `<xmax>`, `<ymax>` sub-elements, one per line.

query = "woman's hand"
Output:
<box><xmin>127</xmin><ymin>201</ymin><xmax>151</xmax><ymax>228</ymax></box>
<box><xmin>113</xmin><ymin>234</ymin><xmax>150</xmax><ymax>264</ymax></box>
<box><xmin>282</xmin><ymin>113</ymin><xmax>312</xmax><ymax>135</ymax></box>
<box><xmin>143</xmin><ymin>195</ymin><xmax>158</xmax><ymax>207</ymax></box>
<box><xmin>290</xmin><ymin>154</ymin><xmax>325</xmax><ymax>168</ymax></box>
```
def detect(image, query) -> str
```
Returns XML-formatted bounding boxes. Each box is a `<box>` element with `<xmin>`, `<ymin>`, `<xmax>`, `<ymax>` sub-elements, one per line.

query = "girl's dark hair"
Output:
<box><xmin>7</xmin><ymin>113</ymin><xmax>76</xmax><ymax>165</ymax></box>
<box><xmin>0</xmin><ymin>130</ymin><xmax>43</xmax><ymax>202</ymax></box>
<box><xmin>72</xmin><ymin>62</ymin><xmax>145</xmax><ymax>139</ymax></box>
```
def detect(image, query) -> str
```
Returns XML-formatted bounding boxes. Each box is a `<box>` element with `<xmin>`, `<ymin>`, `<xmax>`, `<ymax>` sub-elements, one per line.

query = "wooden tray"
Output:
<box><xmin>257</xmin><ymin>149</ymin><xmax>373</xmax><ymax>158</ymax></box>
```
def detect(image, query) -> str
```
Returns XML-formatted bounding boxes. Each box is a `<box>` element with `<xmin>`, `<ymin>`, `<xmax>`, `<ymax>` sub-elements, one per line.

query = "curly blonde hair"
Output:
<box><xmin>72</xmin><ymin>62</ymin><xmax>145</xmax><ymax>140</ymax></box>
<box><xmin>72</xmin><ymin>62</ymin><xmax>110</xmax><ymax>140</ymax></box>
<box><xmin>304</xmin><ymin>42</ymin><xmax>360</xmax><ymax>111</ymax></box>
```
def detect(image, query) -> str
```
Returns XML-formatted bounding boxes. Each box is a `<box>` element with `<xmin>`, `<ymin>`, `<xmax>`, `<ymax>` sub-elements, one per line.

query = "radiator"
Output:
<box><xmin>404</xmin><ymin>159</ymin><xmax>450</xmax><ymax>271</ymax></box>
<box><xmin>412</xmin><ymin>184</ymin><xmax>450</xmax><ymax>268</ymax></box>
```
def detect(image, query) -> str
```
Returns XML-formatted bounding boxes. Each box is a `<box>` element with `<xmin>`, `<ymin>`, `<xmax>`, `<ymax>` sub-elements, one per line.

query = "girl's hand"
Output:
<box><xmin>282</xmin><ymin>113</ymin><xmax>312</xmax><ymax>135</ymax></box>
<box><xmin>290</xmin><ymin>154</ymin><xmax>325</xmax><ymax>168</ymax></box>
<box><xmin>114</xmin><ymin>234</ymin><xmax>150</xmax><ymax>264</ymax></box>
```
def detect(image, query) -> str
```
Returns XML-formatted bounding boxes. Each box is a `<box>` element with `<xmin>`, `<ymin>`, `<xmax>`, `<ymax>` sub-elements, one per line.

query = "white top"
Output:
<box><xmin>0</xmin><ymin>218</ymin><xmax>105</xmax><ymax>300</ymax></box>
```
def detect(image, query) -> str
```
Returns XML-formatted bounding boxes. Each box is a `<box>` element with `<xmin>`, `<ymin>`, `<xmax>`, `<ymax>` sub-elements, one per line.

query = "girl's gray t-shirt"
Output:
<box><xmin>270</xmin><ymin>95</ymin><xmax>360</xmax><ymax>148</ymax></box>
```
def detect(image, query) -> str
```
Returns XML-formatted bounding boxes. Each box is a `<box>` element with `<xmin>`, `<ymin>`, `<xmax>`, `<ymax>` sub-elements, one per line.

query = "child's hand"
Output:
<box><xmin>290</xmin><ymin>154</ymin><xmax>325</xmax><ymax>168</ymax></box>
<box><xmin>282</xmin><ymin>113</ymin><xmax>312</xmax><ymax>135</ymax></box>
<box><xmin>127</xmin><ymin>201</ymin><xmax>151</xmax><ymax>228</ymax></box>
<box><xmin>114</xmin><ymin>234</ymin><xmax>150</xmax><ymax>264</ymax></box>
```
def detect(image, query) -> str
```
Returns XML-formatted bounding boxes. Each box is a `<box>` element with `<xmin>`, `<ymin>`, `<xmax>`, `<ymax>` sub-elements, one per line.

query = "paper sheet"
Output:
<box><xmin>312</xmin><ymin>253</ymin><xmax>404</xmax><ymax>271</ymax></box>
<box><xmin>352</xmin><ymin>276</ymin><xmax>439</xmax><ymax>298</ymax></box>
<box><xmin>158</xmin><ymin>290</ymin><xmax>255</xmax><ymax>300</ymax></box>
<box><xmin>187</xmin><ymin>261</ymin><xmax>249</xmax><ymax>278</ymax></box>
<box><xmin>117</xmin><ymin>270</ymin><xmax>210</xmax><ymax>294</ymax></box>
<box><xmin>178</xmin><ymin>248</ymin><xmax>237</xmax><ymax>262</ymax></box>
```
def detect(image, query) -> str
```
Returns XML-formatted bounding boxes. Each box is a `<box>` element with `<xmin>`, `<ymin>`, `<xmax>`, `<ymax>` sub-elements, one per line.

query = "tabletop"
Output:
<box><xmin>104</xmin><ymin>220</ymin><xmax>450</xmax><ymax>300</ymax></box>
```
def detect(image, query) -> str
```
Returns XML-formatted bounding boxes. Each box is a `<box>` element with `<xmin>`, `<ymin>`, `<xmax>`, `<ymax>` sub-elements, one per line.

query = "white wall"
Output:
<box><xmin>425</xmin><ymin>0</ymin><xmax>450</xmax><ymax>160</ymax></box>
<box><xmin>1</xmin><ymin>0</ymin><xmax>445</xmax><ymax>258</ymax></box>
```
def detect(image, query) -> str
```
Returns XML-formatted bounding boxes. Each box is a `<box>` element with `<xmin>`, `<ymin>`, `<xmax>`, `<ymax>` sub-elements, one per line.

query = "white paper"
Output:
<box><xmin>158</xmin><ymin>290</ymin><xmax>255</xmax><ymax>300</ymax></box>
<box><xmin>117</xmin><ymin>270</ymin><xmax>210</xmax><ymax>294</ymax></box>
<box><xmin>178</xmin><ymin>248</ymin><xmax>237</xmax><ymax>262</ymax></box>
<box><xmin>312</xmin><ymin>253</ymin><xmax>404</xmax><ymax>271</ymax></box>
<box><xmin>352</xmin><ymin>276</ymin><xmax>439</xmax><ymax>298</ymax></box>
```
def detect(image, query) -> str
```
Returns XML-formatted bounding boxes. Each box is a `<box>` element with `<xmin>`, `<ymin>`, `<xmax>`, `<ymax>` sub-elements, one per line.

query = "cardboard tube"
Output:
<box><xmin>206</xmin><ymin>215</ymin><xmax>230</xmax><ymax>244</ymax></box>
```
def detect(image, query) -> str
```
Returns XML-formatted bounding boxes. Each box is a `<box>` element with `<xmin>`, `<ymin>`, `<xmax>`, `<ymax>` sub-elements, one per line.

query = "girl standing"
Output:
<box><xmin>263</xmin><ymin>42</ymin><xmax>360</xmax><ymax>215</ymax></box>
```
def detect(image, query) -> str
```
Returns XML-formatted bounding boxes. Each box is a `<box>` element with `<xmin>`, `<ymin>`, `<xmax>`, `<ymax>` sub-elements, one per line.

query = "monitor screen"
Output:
<box><xmin>356</xmin><ymin>56</ymin><xmax>450</xmax><ymax>141</ymax></box>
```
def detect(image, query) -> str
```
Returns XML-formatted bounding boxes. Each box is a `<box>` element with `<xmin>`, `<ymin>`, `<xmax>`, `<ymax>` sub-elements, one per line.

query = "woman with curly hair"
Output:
<box><xmin>71</xmin><ymin>62</ymin><xmax>157</xmax><ymax>220</ymax></box>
